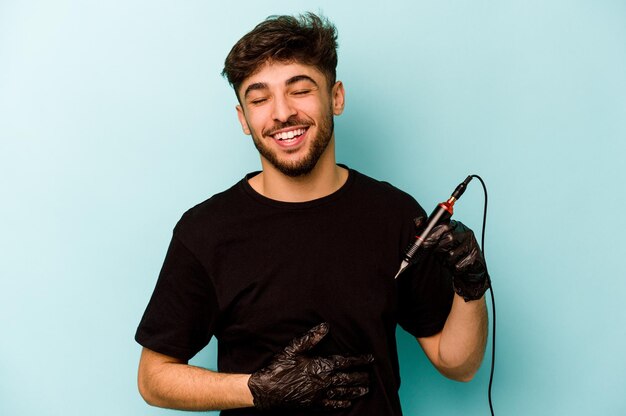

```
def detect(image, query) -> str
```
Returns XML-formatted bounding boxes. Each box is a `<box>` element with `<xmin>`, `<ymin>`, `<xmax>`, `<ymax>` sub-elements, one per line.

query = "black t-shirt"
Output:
<box><xmin>135</xmin><ymin>168</ymin><xmax>454</xmax><ymax>415</ymax></box>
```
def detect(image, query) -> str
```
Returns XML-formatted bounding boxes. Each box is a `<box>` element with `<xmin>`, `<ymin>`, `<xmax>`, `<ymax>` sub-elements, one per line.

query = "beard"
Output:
<box><xmin>250</xmin><ymin>108</ymin><xmax>334</xmax><ymax>178</ymax></box>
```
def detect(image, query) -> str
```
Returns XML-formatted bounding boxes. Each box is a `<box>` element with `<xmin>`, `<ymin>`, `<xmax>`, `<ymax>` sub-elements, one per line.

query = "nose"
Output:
<box><xmin>271</xmin><ymin>95</ymin><xmax>297</xmax><ymax>122</ymax></box>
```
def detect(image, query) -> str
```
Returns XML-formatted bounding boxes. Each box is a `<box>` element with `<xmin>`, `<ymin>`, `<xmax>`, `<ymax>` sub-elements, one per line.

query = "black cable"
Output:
<box><xmin>470</xmin><ymin>174</ymin><xmax>495</xmax><ymax>416</ymax></box>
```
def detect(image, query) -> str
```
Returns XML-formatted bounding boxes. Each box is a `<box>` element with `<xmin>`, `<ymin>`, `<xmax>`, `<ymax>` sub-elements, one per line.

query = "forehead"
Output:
<box><xmin>238</xmin><ymin>61</ymin><xmax>327</xmax><ymax>96</ymax></box>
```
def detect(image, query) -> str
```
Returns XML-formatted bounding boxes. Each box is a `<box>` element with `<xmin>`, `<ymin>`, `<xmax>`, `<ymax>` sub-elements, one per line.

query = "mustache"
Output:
<box><xmin>264</xmin><ymin>117</ymin><xmax>312</xmax><ymax>136</ymax></box>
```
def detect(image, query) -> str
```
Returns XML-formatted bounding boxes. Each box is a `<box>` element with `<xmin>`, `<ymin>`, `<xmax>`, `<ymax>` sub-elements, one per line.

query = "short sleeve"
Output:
<box><xmin>135</xmin><ymin>234</ymin><xmax>219</xmax><ymax>361</ymax></box>
<box><xmin>396</xmin><ymin>251</ymin><xmax>455</xmax><ymax>338</ymax></box>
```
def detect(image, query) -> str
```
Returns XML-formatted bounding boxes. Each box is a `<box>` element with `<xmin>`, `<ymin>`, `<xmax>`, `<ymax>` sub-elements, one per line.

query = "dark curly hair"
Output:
<box><xmin>222</xmin><ymin>12</ymin><xmax>338</xmax><ymax>99</ymax></box>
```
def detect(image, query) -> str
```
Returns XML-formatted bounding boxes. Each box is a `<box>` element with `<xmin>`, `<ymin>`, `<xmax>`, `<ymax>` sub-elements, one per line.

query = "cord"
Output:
<box><xmin>470</xmin><ymin>174</ymin><xmax>496</xmax><ymax>416</ymax></box>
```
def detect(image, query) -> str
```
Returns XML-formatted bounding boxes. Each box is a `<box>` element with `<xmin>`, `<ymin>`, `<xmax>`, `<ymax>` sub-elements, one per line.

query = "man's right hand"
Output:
<box><xmin>247</xmin><ymin>323</ymin><xmax>374</xmax><ymax>410</ymax></box>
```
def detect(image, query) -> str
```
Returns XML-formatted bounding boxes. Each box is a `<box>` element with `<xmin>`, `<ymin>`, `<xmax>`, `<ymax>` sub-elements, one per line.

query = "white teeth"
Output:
<box><xmin>274</xmin><ymin>128</ymin><xmax>305</xmax><ymax>141</ymax></box>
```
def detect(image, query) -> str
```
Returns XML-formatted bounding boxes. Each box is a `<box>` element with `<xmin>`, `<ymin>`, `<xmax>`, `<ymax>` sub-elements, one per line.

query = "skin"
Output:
<box><xmin>137</xmin><ymin>60</ymin><xmax>488</xmax><ymax>411</ymax></box>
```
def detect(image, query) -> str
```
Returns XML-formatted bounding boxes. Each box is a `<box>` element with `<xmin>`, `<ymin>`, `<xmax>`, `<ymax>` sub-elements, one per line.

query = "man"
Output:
<box><xmin>135</xmin><ymin>12</ymin><xmax>489</xmax><ymax>415</ymax></box>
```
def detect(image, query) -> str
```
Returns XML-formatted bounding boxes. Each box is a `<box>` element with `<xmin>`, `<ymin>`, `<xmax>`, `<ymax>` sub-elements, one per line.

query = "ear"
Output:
<box><xmin>331</xmin><ymin>81</ymin><xmax>345</xmax><ymax>116</ymax></box>
<box><xmin>236</xmin><ymin>105</ymin><xmax>251</xmax><ymax>135</ymax></box>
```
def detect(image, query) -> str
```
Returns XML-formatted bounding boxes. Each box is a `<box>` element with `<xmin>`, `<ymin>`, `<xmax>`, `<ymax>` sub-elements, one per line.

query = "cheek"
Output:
<box><xmin>245</xmin><ymin>112</ymin><xmax>268</xmax><ymax>135</ymax></box>
<box><xmin>301</xmin><ymin>101</ymin><xmax>327</xmax><ymax>121</ymax></box>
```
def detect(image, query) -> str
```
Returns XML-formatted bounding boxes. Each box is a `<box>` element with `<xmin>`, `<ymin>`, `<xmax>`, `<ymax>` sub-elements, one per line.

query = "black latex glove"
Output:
<box><xmin>415</xmin><ymin>217</ymin><xmax>490</xmax><ymax>301</ymax></box>
<box><xmin>248</xmin><ymin>323</ymin><xmax>373</xmax><ymax>410</ymax></box>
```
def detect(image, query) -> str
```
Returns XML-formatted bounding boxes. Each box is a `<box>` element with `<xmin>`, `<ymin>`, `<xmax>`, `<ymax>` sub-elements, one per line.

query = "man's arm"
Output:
<box><xmin>137</xmin><ymin>323</ymin><xmax>373</xmax><ymax>411</ymax></box>
<box><xmin>137</xmin><ymin>347</ymin><xmax>253</xmax><ymax>411</ymax></box>
<box><xmin>411</xmin><ymin>218</ymin><xmax>490</xmax><ymax>382</ymax></box>
<box><xmin>417</xmin><ymin>294</ymin><xmax>488</xmax><ymax>382</ymax></box>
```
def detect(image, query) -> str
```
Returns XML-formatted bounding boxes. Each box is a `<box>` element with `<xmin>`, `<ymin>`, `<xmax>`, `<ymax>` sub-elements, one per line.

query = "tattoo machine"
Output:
<box><xmin>394</xmin><ymin>175</ymin><xmax>473</xmax><ymax>279</ymax></box>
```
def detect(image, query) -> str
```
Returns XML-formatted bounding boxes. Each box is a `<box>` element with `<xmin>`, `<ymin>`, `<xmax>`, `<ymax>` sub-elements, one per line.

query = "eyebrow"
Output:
<box><xmin>286</xmin><ymin>75</ymin><xmax>319</xmax><ymax>87</ymax></box>
<box><xmin>243</xmin><ymin>75</ymin><xmax>319</xmax><ymax>99</ymax></box>
<box><xmin>243</xmin><ymin>82</ymin><xmax>268</xmax><ymax>99</ymax></box>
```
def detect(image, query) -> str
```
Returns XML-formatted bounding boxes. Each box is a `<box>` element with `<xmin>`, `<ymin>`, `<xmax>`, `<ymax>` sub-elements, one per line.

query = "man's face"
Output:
<box><xmin>236</xmin><ymin>61</ymin><xmax>345</xmax><ymax>177</ymax></box>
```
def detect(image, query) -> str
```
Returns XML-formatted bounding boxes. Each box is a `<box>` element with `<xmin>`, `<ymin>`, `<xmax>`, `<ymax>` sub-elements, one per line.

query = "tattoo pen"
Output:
<box><xmin>394</xmin><ymin>175</ymin><xmax>474</xmax><ymax>279</ymax></box>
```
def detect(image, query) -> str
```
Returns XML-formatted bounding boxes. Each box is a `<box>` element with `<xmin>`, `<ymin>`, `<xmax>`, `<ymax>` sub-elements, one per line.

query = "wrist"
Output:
<box><xmin>214</xmin><ymin>372</ymin><xmax>255</xmax><ymax>409</ymax></box>
<box><xmin>239</xmin><ymin>374</ymin><xmax>254</xmax><ymax>407</ymax></box>
<box><xmin>453</xmin><ymin>273</ymin><xmax>490</xmax><ymax>302</ymax></box>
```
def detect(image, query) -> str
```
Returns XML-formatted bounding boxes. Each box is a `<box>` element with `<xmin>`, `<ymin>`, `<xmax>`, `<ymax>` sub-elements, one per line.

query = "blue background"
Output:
<box><xmin>1</xmin><ymin>1</ymin><xmax>625</xmax><ymax>415</ymax></box>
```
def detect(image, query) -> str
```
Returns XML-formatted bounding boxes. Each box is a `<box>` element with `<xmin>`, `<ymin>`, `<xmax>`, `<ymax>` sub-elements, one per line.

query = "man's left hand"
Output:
<box><xmin>416</xmin><ymin>218</ymin><xmax>490</xmax><ymax>301</ymax></box>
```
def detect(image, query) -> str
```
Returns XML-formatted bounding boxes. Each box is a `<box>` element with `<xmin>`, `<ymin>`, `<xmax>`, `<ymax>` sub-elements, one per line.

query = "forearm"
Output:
<box><xmin>420</xmin><ymin>294</ymin><xmax>488</xmax><ymax>382</ymax></box>
<box><xmin>438</xmin><ymin>294</ymin><xmax>488</xmax><ymax>380</ymax></box>
<box><xmin>138</xmin><ymin>348</ymin><xmax>254</xmax><ymax>411</ymax></box>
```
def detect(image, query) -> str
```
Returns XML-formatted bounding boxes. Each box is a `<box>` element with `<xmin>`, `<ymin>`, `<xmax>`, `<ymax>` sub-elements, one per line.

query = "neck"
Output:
<box><xmin>249</xmin><ymin>138</ymin><xmax>348</xmax><ymax>202</ymax></box>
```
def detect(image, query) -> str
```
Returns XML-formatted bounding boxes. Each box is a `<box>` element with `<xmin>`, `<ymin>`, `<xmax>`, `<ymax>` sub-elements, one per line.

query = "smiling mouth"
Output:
<box><xmin>271</xmin><ymin>127</ymin><xmax>308</xmax><ymax>142</ymax></box>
